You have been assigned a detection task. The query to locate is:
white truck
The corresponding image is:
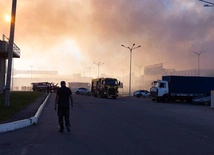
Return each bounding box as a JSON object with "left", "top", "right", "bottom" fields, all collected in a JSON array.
[{"left": 150, "top": 75, "right": 214, "bottom": 102}]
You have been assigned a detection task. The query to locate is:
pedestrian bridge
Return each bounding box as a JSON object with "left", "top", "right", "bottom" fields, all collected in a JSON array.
[{"left": 0, "top": 34, "right": 21, "bottom": 93}]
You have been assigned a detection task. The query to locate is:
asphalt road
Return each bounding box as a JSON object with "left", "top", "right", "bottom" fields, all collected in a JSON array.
[{"left": 1, "top": 93, "right": 214, "bottom": 155}]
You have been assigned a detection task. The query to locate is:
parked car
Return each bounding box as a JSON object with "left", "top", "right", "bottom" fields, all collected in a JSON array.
[
  {"left": 75, "top": 87, "right": 91, "bottom": 95},
  {"left": 133, "top": 90, "right": 150, "bottom": 98},
  {"left": 192, "top": 96, "right": 211, "bottom": 106}
]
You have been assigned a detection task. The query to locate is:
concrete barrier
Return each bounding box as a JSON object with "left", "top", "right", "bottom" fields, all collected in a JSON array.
[{"left": 0, "top": 93, "right": 50, "bottom": 133}]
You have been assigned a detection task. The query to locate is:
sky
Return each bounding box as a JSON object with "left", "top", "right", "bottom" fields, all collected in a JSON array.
[{"left": 0, "top": 0, "right": 214, "bottom": 78}]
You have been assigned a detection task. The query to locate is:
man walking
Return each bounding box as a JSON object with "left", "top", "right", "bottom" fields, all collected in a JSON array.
[{"left": 55, "top": 81, "right": 73, "bottom": 132}]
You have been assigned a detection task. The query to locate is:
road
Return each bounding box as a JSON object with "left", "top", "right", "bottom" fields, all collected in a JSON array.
[{"left": 1, "top": 93, "right": 214, "bottom": 155}]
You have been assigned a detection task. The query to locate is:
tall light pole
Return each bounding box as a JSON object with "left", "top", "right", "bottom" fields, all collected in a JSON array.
[
  {"left": 30, "top": 65, "right": 33, "bottom": 82},
  {"left": 11, "top": 58, "right": 14, "bottom": 91},
  {"left": 82, "top": 71, "right": 86, "bottom": 82},
  {"left": 4, "top": 0, "right": 17, "bottom": 107},
  {"left": 199, "top": 0, "right": 214, "bottom": 7},
  {"left": 136, "top": 64, "right": 142, "bottom": 89},
  {"left": 121, "top": 69, "right": 125, "bottom": 95},
  {"left": 85, "top": 66, "right": 94, "bottom": 77},
  {"left": 192, "top": 50, "right": 206, "bottom": 76},
  {"left": 121, "top": 44, "right": 141, "bottom": 96},
  {"left": 93, "top": 62, "right": 104, "bottom": 77}
]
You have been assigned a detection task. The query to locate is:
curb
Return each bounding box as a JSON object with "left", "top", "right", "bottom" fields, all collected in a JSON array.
[{"left": 0, "top": 93, "right": 50, "bottom": 133}]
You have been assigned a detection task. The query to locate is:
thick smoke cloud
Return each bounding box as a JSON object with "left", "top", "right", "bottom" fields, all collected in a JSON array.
[{"left": 0, "top": 0, "right": 214, "bottom": 77}]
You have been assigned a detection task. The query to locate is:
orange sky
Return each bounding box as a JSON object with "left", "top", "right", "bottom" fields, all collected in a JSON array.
[{"left": 0, "top": 0, "right": 214, "bottom": 78}]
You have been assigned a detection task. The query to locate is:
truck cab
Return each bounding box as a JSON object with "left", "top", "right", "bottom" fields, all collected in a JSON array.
[{"left": 150, "top": 80, "right": 169, "bottom": 102}]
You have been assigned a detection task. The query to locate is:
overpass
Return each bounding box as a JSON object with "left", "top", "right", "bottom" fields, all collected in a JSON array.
[{"left": 0, "top": 34, "right": 20, "bottom": 93}]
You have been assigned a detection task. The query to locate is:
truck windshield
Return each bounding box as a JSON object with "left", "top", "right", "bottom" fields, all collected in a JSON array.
[
  {"left": 104, "top": 79, "right": 118, "bottom": 85},
  {"left": 152, "top": 81, "right": 158, "bottom": 87}
]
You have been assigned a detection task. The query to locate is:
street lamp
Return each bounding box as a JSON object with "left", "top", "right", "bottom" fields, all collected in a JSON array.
[
  {"left": 199, "top": 0, "right": 214, "bottom": 7},
  {"left": 93, "top": 62, "right": 104, "bottom": 77},
  {"left": 11, "top": 59, "right": 14, "bottom": 91},
  {"left": 30, "top": 65, "right": 33, "bottom": 82},
  {"left": 136, "top": 64, "right": 142, "bottom": 89},
  {"left": 85, "top": 66, "right": 94, "bottom": 77},
  {"left": 121, "top": 69, "right": 125, "bottom": 95},
  {"left": 82, "top": 71, "right": 86, "bottom": 82},
  {"left": 4, "top": 0, "right": 17, "bottom": 107},
  {"left": 121, "top": 43, "right": 141, "bottom": 96},
  {"left": 192, "top": 50, "right": 206, "bottom": 76}
]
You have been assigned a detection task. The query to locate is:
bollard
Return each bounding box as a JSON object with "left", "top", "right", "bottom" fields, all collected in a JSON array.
[{"left": 211, "top": 90, "right": 214, "bottom": 109}]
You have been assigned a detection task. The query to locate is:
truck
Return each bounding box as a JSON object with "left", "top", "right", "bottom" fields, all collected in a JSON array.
[
  {"left": 150, "top": 75, "right": 214, "bottom": 102},
  {"left": 91, "top": 77, "right": 120, "bottom": 99},
  {"left": 31, "top": 82, "right": 59, "bottom": 93}
]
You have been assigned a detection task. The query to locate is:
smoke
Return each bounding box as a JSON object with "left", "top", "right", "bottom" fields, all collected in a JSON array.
[{"left": 0, "top": 0, "right": 214, "bottom": 77}]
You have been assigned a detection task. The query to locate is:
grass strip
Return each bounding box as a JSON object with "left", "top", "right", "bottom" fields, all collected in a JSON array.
[{"left": 0, "top": 91, "right": 45, "bottom": 123}]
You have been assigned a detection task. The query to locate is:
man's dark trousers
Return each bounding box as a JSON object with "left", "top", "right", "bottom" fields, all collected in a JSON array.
[{"left": 58, "top": 106, "right": 70, "bottom": 130}]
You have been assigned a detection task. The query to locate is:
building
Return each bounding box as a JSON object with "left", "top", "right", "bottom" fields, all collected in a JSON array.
[{"left": 143, "top": 63, "right": 214, "bottom": 90}]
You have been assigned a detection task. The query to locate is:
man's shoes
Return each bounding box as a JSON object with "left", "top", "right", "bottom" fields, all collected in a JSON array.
[
  {"left": 66, "top": 126, "right": 71, "bottom": 132},
  {"left": 59, "top": 129, "right": 64, "bottom": 133}
]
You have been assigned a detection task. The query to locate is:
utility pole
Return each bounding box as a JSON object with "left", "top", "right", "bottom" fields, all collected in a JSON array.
[
  {"left": 4, "top": 0, "right": 17, "bottom": 107},
  {"left": 136, "top": 64, "right": 142, "bottom": 89},
  {"left": 121, "top": 69, "right": 125, "bottom": 95},
  {"left": 85, "top": 66, "right": 94, "bottom": 77},
  {"left": 11, "top": 58, "right": 14, "bottom": 91},
  {"left": 93, "top": 62, "right": 104, "bottom": 77},
  {"left": 121, "top": 44, "right": 141, "bottom": 96},
  {"left": 30, "top": 65, "right": 33, "bottom": 83},
  {"left": 83, "top": 71, "right": 86, "bottom": 82},
  {"left": 192, "top": 50, "right": 206, "bottom": 76}
]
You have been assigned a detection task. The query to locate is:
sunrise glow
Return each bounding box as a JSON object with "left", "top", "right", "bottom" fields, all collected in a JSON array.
[{"left": 4, "top": 14, "right": 11, "bottom": 22}]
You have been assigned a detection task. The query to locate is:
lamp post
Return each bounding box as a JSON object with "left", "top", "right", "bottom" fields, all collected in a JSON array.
[
  {"left": 93, "top": 62, "right": 104, "bottom": 77},
  {"left": 82, "top": 71, "right": 86, "bottom": 82},
  {"left": 192, "top": 50, "right": 206, "bottom": 76},
  {"left": 121, "top": 44, "right": 141, "bottom": 96},
  {"left": 4, "top": 0, "right": 17, "bottom": 107},
  {"left": 136, "top": 64, "right": 142, "bottom": 89},
  {"left": 85, "top": 66, "right": 94, "bottom": 77},
  {"left": 30, "top": 65, "right": 33, "bottom": 82},
  {"left": 121, "top": 69, "right": 125, "bottom": 95},
  {"left": 11, "top": 58, "right": 14, "bottom": 91},
  {"left": 199, "top": 0, "right": 214, "bottom": 7}
]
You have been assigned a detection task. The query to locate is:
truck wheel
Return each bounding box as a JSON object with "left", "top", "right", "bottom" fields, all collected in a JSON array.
[
  {"left": 93, "top": 93, "right": 97, "bottom": 97},
  {"left": 163, "top": 96, "right": 169, "bottom": 103},
  {"left": 204, "top": 101, "right": 210, "bottom": 106}
]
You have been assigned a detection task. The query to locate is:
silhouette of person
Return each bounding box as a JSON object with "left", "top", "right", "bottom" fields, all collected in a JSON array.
[{"left": 55, "top": 81, "right": 73, "bottom": 132}]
